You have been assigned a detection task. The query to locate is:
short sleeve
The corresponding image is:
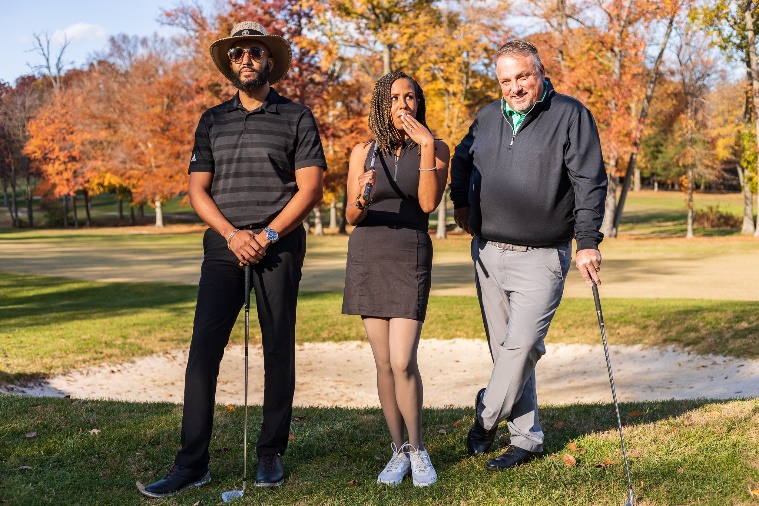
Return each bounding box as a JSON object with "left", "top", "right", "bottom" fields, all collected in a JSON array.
[
  {"left": 188, "top": 114, "right": 214, "bottom": 173},
  {"left": 294, "top": 108, "right": 327, "bottom": 171}
]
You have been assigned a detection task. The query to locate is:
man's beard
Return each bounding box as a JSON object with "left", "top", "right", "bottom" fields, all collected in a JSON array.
[{"left": 231, "top": 64, "right": 270, "bottom": 92}]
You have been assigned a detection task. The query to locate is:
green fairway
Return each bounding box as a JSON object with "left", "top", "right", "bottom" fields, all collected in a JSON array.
[
  {"left": 2, "top": 395, "right": 757, "bottom": 505},
  {"left": 2, "top": 272, "right": 758, "bottom": 385}
]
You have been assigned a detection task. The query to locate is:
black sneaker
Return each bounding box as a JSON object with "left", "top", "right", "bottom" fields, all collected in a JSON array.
[
  {"left": 255, "top": 454, "right": 284, "bottom": 487},
  {"left": 138, "top": 464, "right": 211, "bottom": 498}
]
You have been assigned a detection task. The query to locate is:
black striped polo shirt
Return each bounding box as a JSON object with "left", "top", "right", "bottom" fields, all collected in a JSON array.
[{"left": 188, "top": 89, "right": 327, "bottom": 227}]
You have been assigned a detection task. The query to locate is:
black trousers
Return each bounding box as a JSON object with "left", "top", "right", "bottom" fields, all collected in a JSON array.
[{"left": 174, "top": 226, "right": 305, "bottom": 469}]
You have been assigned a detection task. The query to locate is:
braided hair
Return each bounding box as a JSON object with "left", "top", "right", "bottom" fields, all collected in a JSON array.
[{"left": 367, "top": 71, "right": 428, "bottom": 155}]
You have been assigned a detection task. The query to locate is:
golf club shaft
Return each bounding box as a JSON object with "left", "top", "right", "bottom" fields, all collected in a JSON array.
[
  {"left": 243, "top": 264, "right": 251, "bottom": 493},
  {"left": 592, "top": 281, "right": 634, "bottom": 504}
]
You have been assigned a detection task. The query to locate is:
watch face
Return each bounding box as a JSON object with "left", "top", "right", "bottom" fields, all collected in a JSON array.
[{"left": 265, "top": 227, "right": 278, "bottom": 242}]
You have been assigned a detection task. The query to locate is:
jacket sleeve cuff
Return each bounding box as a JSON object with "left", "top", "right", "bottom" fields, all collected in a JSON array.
[{"left": 575, "top": 238, "right": 600, "bottom": 251}]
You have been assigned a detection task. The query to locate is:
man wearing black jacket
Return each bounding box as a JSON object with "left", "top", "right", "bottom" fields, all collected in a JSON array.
[{"left": 450, "top": 40, "right": 607, "bottom": 471}]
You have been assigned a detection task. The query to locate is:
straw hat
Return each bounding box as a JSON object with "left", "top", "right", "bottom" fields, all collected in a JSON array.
[{"left": 209, "top": 21, "right": 292, "bottom": 84}]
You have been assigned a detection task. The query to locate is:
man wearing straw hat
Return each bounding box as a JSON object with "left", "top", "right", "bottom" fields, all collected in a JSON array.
[{"left": 140, "top": 21, "right": 326, "bottom": 498}]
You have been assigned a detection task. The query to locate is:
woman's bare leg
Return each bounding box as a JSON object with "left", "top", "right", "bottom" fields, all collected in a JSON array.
[
  {"left": 388, "top": 318, "right": 424, "bottom": 449},
  {"left": 363, "top": 317, "right": 405, "bottom": 448}
]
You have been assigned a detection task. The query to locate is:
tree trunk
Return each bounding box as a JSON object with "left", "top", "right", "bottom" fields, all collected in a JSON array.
[
  {"left": 633, "top": 168, "right": 641, "bottom": 191},
  {"left": 139, "top": 204, "right": 144, "bottom": 218},
  {"left": 653, "top": 180, "right": 658, "bottom": 192},
  {"left": 686, "top": 169, "right": 694, "bottom": 238},
  {"left": 339, "top": 190, "right": 348, "bottom": 234},
  {"left": 313, "top": 206, "right": 324, "bottom": 235},
  {"left": 382, "top": 44, "right": 392, "bottom": 75},
  {"left": 154, "top": 199, "right": 164, "bottom": 227},
  {"left": 600, "top": 156, "right": 618, "bottom": 237},
  {"left": 25, "top": 171, "right": 33, "bottom": 228},
  {"left": 72, "top": 194, "right": 79, "bottom": 228},
  {"left": 63, "top": 195, "right": 69, "bottom": 228},
  {"left": 329, "top": 198, "right": 338, "bottom": 229},
  {"left": 743, "top": 184, "right": 756, "bottom": 234},
  {"left": 83, "top": 189, "right": 92, "bottom": 227},
  {"left": 9, "top": 179, "right": 19, "bottom": 227},
  {"left": 118, "top": 196, "right": 124, "bottom": 220},
  {"left": 743, "top": 1, "right": 759, "bottom": 236},
  {"left": 130, "top": 194, "right": 136, "bottom": 226},
  {"left": 436, "top": 192, "right": 447, "bottom": 239},
  {"left": 303, "top": 214, "right": 311, "bottom": 234}
]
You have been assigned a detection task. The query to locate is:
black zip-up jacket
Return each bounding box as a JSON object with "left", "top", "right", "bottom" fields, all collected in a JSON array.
[{"left": 450, "top": 79, "right": 607, "bottom": 251}]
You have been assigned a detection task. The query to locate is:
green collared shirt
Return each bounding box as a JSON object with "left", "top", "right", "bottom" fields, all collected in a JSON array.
[{"left": 502, "top": 79, "right": 549, "bottom": 134}]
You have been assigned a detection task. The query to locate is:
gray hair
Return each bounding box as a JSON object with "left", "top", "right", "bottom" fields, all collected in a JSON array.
[{"left": 493, "top": 40, "right": 545, "bottom": 75}]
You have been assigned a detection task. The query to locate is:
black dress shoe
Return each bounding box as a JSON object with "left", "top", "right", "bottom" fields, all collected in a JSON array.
[
  {"left": 139, "top": 464, "right": 211, "bottom": 498},
  {"left": 486, "top": 445, "right": 542, "bottom": 471},
  {"left": 255, "top": 454, "right": 284, "bottom": 487},
  {"left": 467, "top": 388, "right": 498, "bottom": 456}
]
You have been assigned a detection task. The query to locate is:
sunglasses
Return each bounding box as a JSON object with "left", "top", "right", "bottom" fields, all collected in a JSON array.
[{"left": 227, "top": 46, "right": 265, "bottom": 63}]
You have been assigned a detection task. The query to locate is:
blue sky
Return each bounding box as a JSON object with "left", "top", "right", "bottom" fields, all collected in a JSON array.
[{"left": 0, "top": 0, "right": 207, "bottom": 84}]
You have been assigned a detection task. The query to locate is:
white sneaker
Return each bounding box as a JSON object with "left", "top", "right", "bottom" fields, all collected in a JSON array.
[
  {"left": 408, "top": 446, "right": 437, "bottom": 487},
  {"left": 377, "top": 443, "right": 410, "bottom": 485}
]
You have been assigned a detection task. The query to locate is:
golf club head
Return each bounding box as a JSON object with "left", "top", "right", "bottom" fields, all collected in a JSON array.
[
  {"left": 625, "top": 489, "right": 634, "bottom": 506},
  {"left": 221, "top": 489, "right": 244, "bottom": 502}
]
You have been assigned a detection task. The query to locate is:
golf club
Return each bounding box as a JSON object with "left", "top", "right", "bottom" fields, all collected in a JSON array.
[
  {"left": 592, "top": 279, "right": 634, "bottom": 506},
  {"left": 222, "top": 264, "right": 252, "bottom": 503}
]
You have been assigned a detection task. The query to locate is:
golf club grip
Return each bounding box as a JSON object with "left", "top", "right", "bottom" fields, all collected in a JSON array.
[
  {"left": 362, "top": 182, "right": 373, "bottom": 201},
  {"left": 591, "top": 281, "right": 603, "bottom": 324},
  {"left": 244, "top": 265, "right": 251, "bottom": 310}
]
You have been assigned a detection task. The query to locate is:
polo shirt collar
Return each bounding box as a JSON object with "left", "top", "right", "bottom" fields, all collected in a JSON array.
[{"left": 226, "top": 88, "right": 282, "bottom": 113}]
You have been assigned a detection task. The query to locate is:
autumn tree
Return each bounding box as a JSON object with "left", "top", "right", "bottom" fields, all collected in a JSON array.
[
  {"left": 0, "top": 78, "right": 41, "bottom": 227},
  {"left": 695, "top": 0, "right": 759, "bottom": 235},
  {"left": 672, "top": 24, "right": 720, "bottom": 237}
]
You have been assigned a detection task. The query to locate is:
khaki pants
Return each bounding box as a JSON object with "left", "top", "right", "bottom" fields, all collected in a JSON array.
[{"left": 472, "top": 236, "right": 571, "bottom": 452}]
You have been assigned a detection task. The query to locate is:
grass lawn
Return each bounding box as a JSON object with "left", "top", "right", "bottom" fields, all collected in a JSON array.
[
  {"left": 2, "top": 395, "right": 758, "bottom": 505},
  {"left": 2, "top": 272, "right": 758, "bottom": 385}
]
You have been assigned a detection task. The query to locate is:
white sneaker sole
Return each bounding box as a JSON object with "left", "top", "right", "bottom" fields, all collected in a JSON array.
[{"left": 412, "top": 476, "right": 437, "bottom": 487}]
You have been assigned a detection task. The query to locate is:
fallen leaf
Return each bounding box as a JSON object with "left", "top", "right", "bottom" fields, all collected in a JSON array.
[
  {"left": 438, "top": 428, "right": 447, "bottom": 434},
  {"left": 627, "top": 410, "right": 643, "bottom": 417},
  {"left": 604, "top": 460, "right": 615, "bottom": 466},
  {"left": 347, "top": 479, "right": 357, "bottom": 486},
  {"left": 18, "top": 466, "right": 32, "bottom": 470},
  {"left": 750, "top": 488, "right": 759, "bottom": 497},
  {"left": 373, "top": 455, "right": 383, "bottom": 462},
  {"left": 288, "top": 433, "right": 296, "bottom": 441},
  {"left": 25, "top": 432, "right": 37, "bottom": 439},
  {"left": 64, "top": 395, "right": 71, "bottom": 399},
  {"left": 595, "top": 460, "right": 616, "bottom": 468},
  {"left": 453, "top": 420, "right": 463, "bottom": 427},
  {"left": 553, "top": 421, "right": 564, "bottom": 429},
  {"left": 579, "top": 449, "right": 587, "bottom": 455},
  {"left": 567, "top": 443, "right": 579, "bottom": 451},
  {"left": 89, "top": 429, "right": 100, "bottom": 435},
  {"left": 293, "top": 415, "right": 305, "bottom": 422},
  {"left": 31, "top": 405, "right": 41, "bottom": 409},
  {"left": 225, "top": 405, "right": 235, "bottom": 412},
  {"left": 562, "top": 454, "right": 576, "bottom": 467},
  {"left": 192, "top": 501, "right": 201, "bottom": 506}
]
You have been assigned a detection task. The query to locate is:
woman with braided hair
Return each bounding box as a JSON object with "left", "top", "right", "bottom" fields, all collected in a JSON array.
[{"left": 342, "top": 71, "right": 449, "bottom": 487}]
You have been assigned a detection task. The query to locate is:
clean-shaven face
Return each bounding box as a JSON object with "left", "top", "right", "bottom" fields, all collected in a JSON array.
[{"left": 496, "top": 55, "right": 544, "bottom": 113}]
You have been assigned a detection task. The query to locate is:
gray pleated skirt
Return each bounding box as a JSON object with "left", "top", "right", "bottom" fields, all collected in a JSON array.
[{"left": 342, "top": 225, "right": 432, "bottom": 321}]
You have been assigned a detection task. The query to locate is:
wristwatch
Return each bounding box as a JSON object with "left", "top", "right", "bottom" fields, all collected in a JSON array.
[{"left": 263, "top": 226, "right": 279, "bottom": 243}]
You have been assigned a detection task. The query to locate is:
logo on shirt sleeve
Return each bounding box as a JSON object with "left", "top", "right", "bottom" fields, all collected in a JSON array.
[{"left": 191, "top": 153, "right": 197, "bottom": 162}]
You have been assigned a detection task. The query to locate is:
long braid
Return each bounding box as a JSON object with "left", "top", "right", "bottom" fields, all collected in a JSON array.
[{"left": 368, "top": 71, "right": 428, "bottom": 155}]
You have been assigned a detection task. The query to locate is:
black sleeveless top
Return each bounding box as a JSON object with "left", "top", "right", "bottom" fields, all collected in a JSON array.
[{"left": 358, "top": 141, "right": 429, "bottom": 232}]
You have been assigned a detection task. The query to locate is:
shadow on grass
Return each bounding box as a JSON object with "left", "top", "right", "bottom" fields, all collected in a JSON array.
[{"left": 3, "top": 395, "right": 752, "bottom": 506}]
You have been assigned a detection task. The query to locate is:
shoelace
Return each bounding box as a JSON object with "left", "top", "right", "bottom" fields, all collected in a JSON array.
[
  {"left": 407, "top": 445, "right": 431, "bottom": 473},
  {"left": 163, "top": 464, "right": 178, "bottom": 479},
  {"left": 261, "top": 454, "right": 278, "bottom": 471},
  {"left": 384, "top": 443, "right": 409, "bottom": 472}
]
